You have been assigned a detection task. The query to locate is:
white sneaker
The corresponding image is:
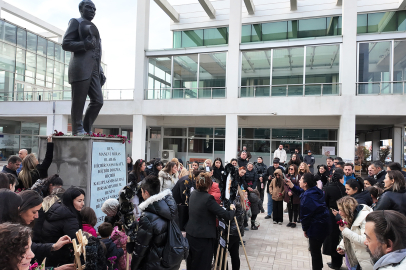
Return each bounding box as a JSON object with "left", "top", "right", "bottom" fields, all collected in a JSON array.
[
  {"left": 278, "top": 222, "right": 283, "bottom": 225},
  {"left": 273, "top": 221, "right": 277, "bottom": 224}
]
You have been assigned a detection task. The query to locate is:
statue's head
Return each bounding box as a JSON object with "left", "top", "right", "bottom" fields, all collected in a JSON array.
[{"left": 79, "top": 0, "right": 96, "bottom": 21}]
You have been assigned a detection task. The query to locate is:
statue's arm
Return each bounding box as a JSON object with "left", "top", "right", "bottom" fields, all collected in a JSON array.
[{"left": 62, "top": 19, "right": 86, "bottom": 53}]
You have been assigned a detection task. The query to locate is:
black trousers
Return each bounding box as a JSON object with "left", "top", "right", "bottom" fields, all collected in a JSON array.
[
  {"left": 251, "top": 214, "right": 257, "bottom": 224},
  {"left": 258, "top": 181, "right": 265, "bottom": 203},
  {"left": 273, "top": 200, "right": 283, "bottom": 222},
  {"left": 186, "top": 234, "right": 214, "bottom": 270},
  {"left": 219, "top": 235, "right": 240, "bottom": 270},
  {"left": 71, "top": 62, "right": 103, "bottom": 134},
  {"left": 309, "top": 237, "right": 324, "bottom": 270},
  {"left": 287, "top": 202, "right": 299, "bottom": 223}
]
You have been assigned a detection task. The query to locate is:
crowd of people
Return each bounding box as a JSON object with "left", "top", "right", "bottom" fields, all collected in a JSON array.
[{"left": 2, "top": 142, "right": 406, "bottom": 270}]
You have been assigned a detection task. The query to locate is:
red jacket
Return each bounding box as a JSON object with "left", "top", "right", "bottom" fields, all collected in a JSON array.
[
  {"left": 82, "top": 223, "right": 97, "bottom": 237},
  {"left": 208, "top": 182, "right": 221, "bottom": 204}
]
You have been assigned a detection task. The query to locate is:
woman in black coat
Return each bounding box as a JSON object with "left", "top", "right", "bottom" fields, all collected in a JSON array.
[
  {"left": 375, "top": 170, "right": 406, "bottom": 216},
  {"left": 186, "top": 172, "right": 236, "bottom": 270},
  {"left": 128, "top": 159, "right": 147, "bottom": 185},
  {"left": 345, "top": 177, "right": 372, "bottom": 206},
  {"left": 18, "top": 137, "right": 54, "bottom": 189},
  {"left": 322, "top": 169, "right": 346, "bottom": 269},
  {"left": 213, "top": 157, "right": 224, "bottom": 184},
  {"left": 42, "top": 187, "right": 85, "bottom": 267},
  {"left": 314, "top": 164, "right": 329, "bottom": 187}
]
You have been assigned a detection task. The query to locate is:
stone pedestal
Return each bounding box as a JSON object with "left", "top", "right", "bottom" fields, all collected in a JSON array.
[{"left": 38, "top": 136, "right": 127, "bottom": 226}]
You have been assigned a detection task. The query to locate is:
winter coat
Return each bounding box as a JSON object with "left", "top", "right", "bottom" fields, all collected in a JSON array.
[
  {"left": 18, "top": 142, "right": 54, "bottom": 189},
  {"left": 273, "top": 149, "right": 287, "bottom": 164},
  {"left": 244, "top": 169, "right": 258, "bottom": 190},
  {"left": 172, "top": 175, "right": 193, "bottom": 205},
  {"left": 254, "top": 162, "right": 268, "bottom": 177},
  {"left": 110, "top": 226, "right": 130, "bottom": 270},
  {"left": 31, "top": 242, "right": 53, "bottom": 265},
  {"left": 375, "top": 188, "right": 406, "bottom": 216},
  {"left": 343, "top": 174, "right": 356, "bottom": 185},
  {"left": 83, "top": 223, "right": 97, "bottom": 237},
  {"left": 249, "top": 192, "right": 264, "bottom": 215},
  {"left": 322, "top": 181, "right": 346, "bottom": 256},
  {"left": 337, "top": 205, "right": 373, "bottom": 270},
  {"left": 373, "top": 249, "right": 406, "bottom": 270},
  {"left": 263, "top": 165, "right": 285, "bottom": 194},
  {"left": 315, "top": 171, "right": 329, "bottom": 187},
  {"left": 374, "top": 170, "right": 387, "bottom": 187},
  {"left": 284, "top": 174, "right": 300, "bottom": 204},
  {"left": 303, "top": 154, "right": 315, "bottom": 168},
  {"left": 230, "top": 195, "right": 245, "bottom": 237},
  {"left": 42, "top": 202, "right": 81, "bottom": 267},
  {"left": 238, "top": 150, "right": 252, "bottom": 161},
  {"left": 237, "top": 157, "right": 248, "bottom": 168},
  {"left": 208, "top": 182, "right": 221, "bottom": 204},
  {"left": 212, "top": 166, "right": 224, "bottom": 184},
  {"left": 128, "top": 171, "right": 146, "bottom": 185},
  {"left": 292, "top": 185, "right": 330, "bottom": 240},
  {"left": 269, "top": 179, "right": 285, "bottom": 202},
  {"left": 2, "top": 165, "right": 17, "bottom": 177},
  {"left": 101, "top": 238, "right": 124, "bottom": 270},
  {"left": 352, "top": 190, "right": 373, "bottom": 206},
  {"left": 220, "top": 163, "right": 239, "bottom": 208},
  {"left": 158, "top": 170, "right": 179, "bottom": 191},
  {"left": 131, "top": 189, "right": 178, "bottom": 270},
  {"left": 186, "top": 190, "right": 235, "bottom": 239}
]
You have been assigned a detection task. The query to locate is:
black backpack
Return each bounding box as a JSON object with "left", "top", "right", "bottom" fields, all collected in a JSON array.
[{"left": 161, "top": 219, "right": 189, "bottom": 268}]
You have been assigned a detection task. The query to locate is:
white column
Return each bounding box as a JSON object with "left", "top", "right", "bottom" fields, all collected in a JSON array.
[
  {"left": 338, "top": 114, "right": 356, "bottom": 163},
  {"left": 47, "top": 115, "right": 68, "bottom": 135},
  {"left": 393, "top": 126, "right": 403, "bottom": 164},
  {"left": 372, "top": 131, "right": 381, "bottom": 161},
  {"left": 132, "top": 115, "right": 147, "bottom": 160},
  {"left": 225, "top": 114, "right": 238, "bottom": 163},
  {"left": 341, "top": 0, "right": 357, "bottom": 96},
  {"left": 226, "top": 0, "right": 242, "bottom": 99},
  {"left": 133, "top": 0, "right": 150, "bottom": 101}
]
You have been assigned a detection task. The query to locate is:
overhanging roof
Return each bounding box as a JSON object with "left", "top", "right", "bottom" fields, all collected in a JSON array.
[
  {"left": 154, "top": 0, "right": 180, "bottom": 23},
  {"left": 244, "top": 0, "right": 255, "bottom": 15},
  {"left": 198, "top": 0, "right": 216, "bottom": 19}
]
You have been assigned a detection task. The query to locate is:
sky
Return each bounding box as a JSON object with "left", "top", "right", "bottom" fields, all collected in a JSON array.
[{"left": 5, "top": 0, "right": 191, "bottom": 89}]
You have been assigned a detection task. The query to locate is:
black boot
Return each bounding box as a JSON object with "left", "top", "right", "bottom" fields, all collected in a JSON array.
[{"left": 251, "top": 222, "right": 258, "bottom": 230}]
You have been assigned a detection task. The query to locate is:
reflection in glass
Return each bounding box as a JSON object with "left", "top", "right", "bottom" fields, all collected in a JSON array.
[
  {"left": 54, "top": 62, "right": 64, "bottom": 86},
  {"left": 198, "top": 53, "right": 226, "bottom": 98},
  {"left": 305, "top": 45, "right": 340, "bottom": 95},
  {"left": 298, "top": 18, "right": 326, "bottom": 38},
  {"left": 241, "top": 50, "right": 270, "bottom": 97},
  {"left": 37, "top": 37, "right": 47, "bottom": 56},
  {"left": 368, "top": 12, "right": 397, "bottom": 33},
  {"left": 27, "top": 32, "right": 37, "bottom": 52},
  {"left": 173, "top": 55, "right": 198, "bottom": 98},
  {"left": 17, "top": 28, "right": 27, "bottom": 48},
  {"left": 357, "top": 14, "right": 367, "bottom": 34},
  {"left": 47, "top": 41, "right": 55, "bottom": 59},
  {"left": 241, "top": 128, "right": 270, "bottom": 139},
  {"left": 173, "top": 31, "right": 181, "bottom": 48},
  {"left": 251, "top": 24, "right": 261, "bottom": 42},
  {"left": 164, "top": 128, "right": 187, "bottom": 137},
  {"left": 16, "top": 48, "right": 25, "bottom": 81},
  {"left": 393, "top": 40, "right": 406, "bottom": 94},
  {"left": 0, "top": 71, "right": 14, "bottom": 101},
  {"left": 55, "top": 44, "right": 64, "bottom": 63},
  {"left": 241, "top": 25, "right": 251, "bottom": 43},
  {"left": 147, "top": 57, "right": 172, "bottom": 99},
  {"left": 0, "top": 22, "right": 17, "bottom": 44},
  {"left": 189, "top": 139, "right": 213, "bottom": 153},
  {"left": 25, "top": 51, "right": 36, "bottom": 82},
  {"left": 189, "top": 128, "right": 213, "bottom": 138},
  {"left": 272, "top": 47, "right": 304, "bottom": 86},
  {"left": 182, "top": 30, "right": 203, "bottom": 47},
  {"left": 0, "top": 134, "right": 19, "bottom": 161},
  {"left": 304, "top": 129, "right": 337, "bottom": 140},
  {"left": 36, "top": 55, "right": 46, "bottom": 81},
  {"left": 272, "top": 129, "right": 302, "bottom": 140},
  {"left": 262, "top": 21, "right": 287, "bottom": 41},
  {"left": 46, "top": 60, "right": 54, "bottom": 83},
  {"left": 0, "top": 42, "right": 16, "bottom": 72},
  {"left": 204, "top": 28, "right": 228, "bottom": 46},
  {"left": 214, "top": 128, "right": 225, "bottom": 138}
]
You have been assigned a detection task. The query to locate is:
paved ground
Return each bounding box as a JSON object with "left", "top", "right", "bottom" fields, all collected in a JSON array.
[{"left": 181, "top": 197, "right": 346, "bottom": 270}]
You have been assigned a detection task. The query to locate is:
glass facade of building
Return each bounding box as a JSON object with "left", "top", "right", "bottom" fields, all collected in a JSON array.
[
  {"left": 173, "top": 27, "right": 228, "bottom": 48},
  {"left": 0, "top": 119, "right": 46, "bottom": 160},
  {"left": 357, "top": 40, "right": 406, "bottom": 95},
  {"left": 0, "top": 20, "right": 107, "bottom": 101},
  {"left": 241, "top": 44, "right": 340, "bottom": 97},
  {"left": 357, "top": 11, "right": 406, "bottom": 34},
  {"left": 242, "top": 16, "right": 342, "bottom": 43},
  {"left": 147, "top": 52, "right": 227, "bottom": 99}
]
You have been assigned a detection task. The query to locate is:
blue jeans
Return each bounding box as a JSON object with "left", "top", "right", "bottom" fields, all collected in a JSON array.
[{"left": 267, "top": 193, "right": 273, "bottom": 217}]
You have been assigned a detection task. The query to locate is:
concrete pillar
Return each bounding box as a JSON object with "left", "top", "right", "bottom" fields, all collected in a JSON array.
[
  {"left": 226, "top": 0, "right": 242, "bottom": 99},
  {"left": 393, "top": 126, "right": 403, "bottom": 164},
  {"left": 372, "top": 131, "right": 381, "bottom": 161},
  {"left": 132, "top": 115, "right": 146, "bottom": 160},
  {"left": 133, "top": 0, "right": 150, "bottom": 102},
  {"left": 225, "top": 114, "right": 238, "bottom": 163},
  {"left": 338, "top": 114, "right": 356, "bottom": 163},
  {"left": 47, "top": 115, "right": 68, "bottom": 135},
  {"left": 341, "top": 0, "right": 357, "bottom": 96},
  {"left": 358, "top": 133, "right": 366, "bottom": 147}
]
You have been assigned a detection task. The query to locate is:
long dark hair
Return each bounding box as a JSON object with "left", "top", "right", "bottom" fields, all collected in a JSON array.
[
  {"left": 331, "top": 169, "right": 344, "bottom": 183},
  {"left": 346, "top": 177, "right": 364, "bottom": 193},
  {"left": 63, "top": 187, "right": 85, "bottom": 228},
  {"left": 213, "top": 158, "right": 224, "bottom": 169},
  {"left": 132, "top": 159, "right": 146, "bottom": 183},
  {"left": 0, "top": 189, "right": 22, "bottom": 223},
  {"left": 42, "top": 174, "right": 63, "bottom": 197},
  {"left": 18, "top": 190, "right": 43, "bottom": 226}
]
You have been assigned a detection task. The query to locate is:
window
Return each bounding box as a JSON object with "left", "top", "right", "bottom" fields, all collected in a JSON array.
[
  {"left": 0, "top": 71, "right": 14, "bottom": 100},
  {"left": 181, "top": 30, "right": 203, "bottom": 47},
  {"left": 47, "top": 41, "right": 55, "bottom": 59},
  {"left": 0, "top": 42, "right": 16, "bottom": 72},
  {"left": 55, "top": 44, "right": 64, "bottom": 62},
  {"left": 173, "top": 31, "right": 181, "bottom": 48},
  {"left": 164, "top": 128, "right": 187, "bottom": 137},
  {"left": 262, "top": 21, "right": 287, "bottom": 41},
  {"left": 0, "top": 22, "right": 17, "bottom": 44},
  {"left": 241, "top": 25, "right": 251, "bottom": 43},
  {"left": 241, "top": 128, "right": 270, "bottom": 139},
  {"left": 17, "top": 28, "right": 26, "bottom": 48},
  {"left": 37, "top": 37, "right": 47, "bottom": 56},
  {"left": 147, "top": 57, "right": 172, "bottom": 99},
  {"left": 272, "top": 129, "right": 302, "bottom": 140},
  {"left": 173, "top": 55, "right": 198, "bottom": 98},
  {"left": 189, "top": 128, "right": 213, "bottom": 138},
  {"left": 251, "top": 24, "right": 261, "bottom": 42},
  {"left": 393, "top": 40, "right": 406, "bottom": 94},
  {"left": 204, "top": 28, "right": 227, "bottom": 46},
  {"left": 16, "top": 48, "right": 25, "bottom": 81},
  {"left": 303, "top": 129, "right": 337, "bottom": 140},
  {"left": 173, "top": 27, "right": 228, "bottom": 48},
  {"left": 36, "top": 55, "right": 46, "bottom": 82},
  {"left": 357, "top": 12, "right": 402, "bottom": 34},
  {"left": 298, "top": 18, "right": 327, "bottom": 38},
  {"left": 25, "top": 51, "right": 36, "bottom": 83},
  {"left": 241, "top": 50, "right": 271, "bottom": 97},
  {"left": 27, "top": 32, "right": 37, "bottom": 52},
  {"left": 198, "top": 53, "right": 226, "bottom": 98}
]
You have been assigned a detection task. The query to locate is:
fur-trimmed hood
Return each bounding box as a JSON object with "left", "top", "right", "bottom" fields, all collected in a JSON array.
[{"left": 138, "top": 189, "right": 177, "bottom": 221}]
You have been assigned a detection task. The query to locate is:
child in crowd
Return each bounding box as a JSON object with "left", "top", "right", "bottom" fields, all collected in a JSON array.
[
  {"left": 81, "top": 207, "right": 98, "bottom": 237},
  {"left": 249, "top": 189, "right": 264, "bottom": 230},
  {"left": 110, "top": 222, "right": 130, "bottom": 270},
  {"left": 98, "top": 222, "right": 124, "bottom": 270}
]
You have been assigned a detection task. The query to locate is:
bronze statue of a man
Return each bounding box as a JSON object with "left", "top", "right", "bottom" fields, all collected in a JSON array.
[{"left": 62, "top": 0, "right": 106, "bottom": 135}]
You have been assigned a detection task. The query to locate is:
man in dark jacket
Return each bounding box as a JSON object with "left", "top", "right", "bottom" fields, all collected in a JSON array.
[
  {"left": 237, "top": 151, "right": 249, "bottom": 167},
  {"left": 304, "top": 150, "right": 315, "bottom": 173},
  {"left": 254, "top": 157, "right": 268, "bottom": 203},
  {"left": 129, "top": 175, "right": 179, "bottom": 270},
  {"left": 2, "top": 155, "right": 21, "bottom": 177},
  {"left": 263, "top": 158, "right": 285, "bottom": 219},
  {"left": 370, "top": 161, "right": 387, "bottom": 187},
  {"left": 99, "top": 222, "right": 124, "bottom": 270},
  {"left": 326, "top": 157, "right": 335, "bottom": 177},
  {"left": 295, "top": 149, "right": 303, "bottom": 162}
]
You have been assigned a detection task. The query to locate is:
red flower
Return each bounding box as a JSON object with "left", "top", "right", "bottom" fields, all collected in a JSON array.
[
  {"left": 336, "top": 220, "right": 348, "bottom": 227},
  {"left": 29, "top": 263, "right": 38, "bottom": 270}
]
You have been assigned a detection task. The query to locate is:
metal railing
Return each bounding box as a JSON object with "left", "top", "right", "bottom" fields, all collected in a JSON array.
[
  {"left": 239, "top": 83, "right": 342, "bottom": 98},
  {"left": 0, "top": 89, "right": 134, "bottom": 101},
  {"left": 356, "top": 82, "right": 406, "bottom": 95},
  {"left": 144, "top": 87, "right": 227, "bottom": 100}
]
